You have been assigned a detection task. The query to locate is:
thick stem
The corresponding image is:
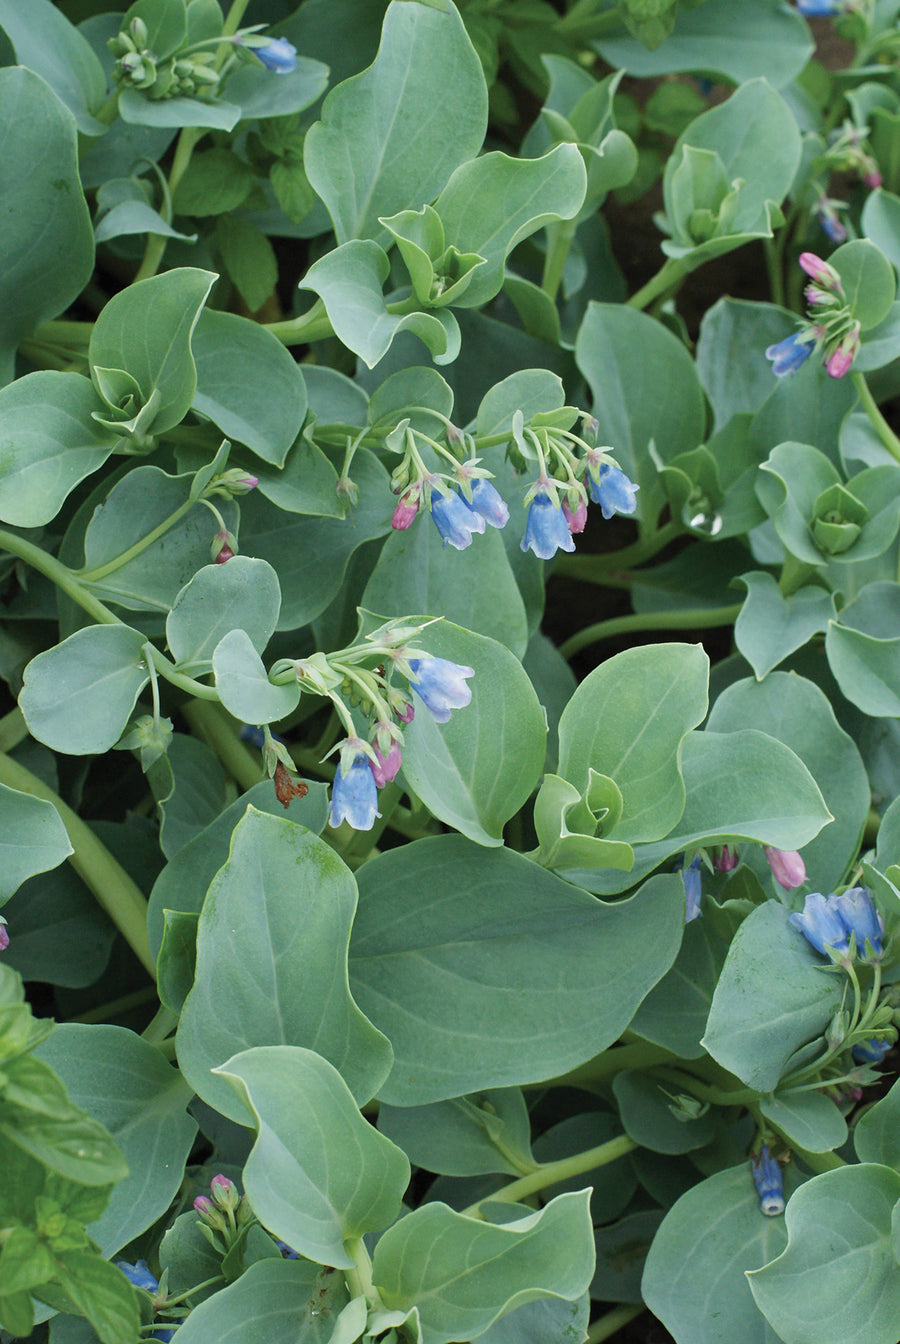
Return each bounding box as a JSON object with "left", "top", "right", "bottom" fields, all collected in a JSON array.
[
  {"left": 182, "top": 700, "right": 265, "bottom": 792},
  {"left": 586, "top": 1305, "right": 645, "bottom": 1344},
  {"left": 533, "top": 1041, "right": 677, "bottom": 1090},
  {"left": 542, "top": 219, "right": 577, "bottom": 301},
  {"left": 554, "top": 520, "right": 684, "bottom": 580},
  {"left": 627, "top": 257, "right": 688, "bottom": 312},
  {"left": 466, "top": 1133, "right": 637, "bottom": 1213},
  {"left": 0, "top": 708, "right": 28, "bottom": 753},
  {"left": 0, "top": 752, "right": 154, "bottom": 978},
  {"left": 265, "top": 300, "right": 336, "bottom": 346},
  {"left": 134, "top": 127, "right": 203, "bottom": 283},
  {"left": 560, "top": 603, "right": 742, "bottom": 661},
  {"left": 852, "top": 371, "right": 900, "bottom": 464}
]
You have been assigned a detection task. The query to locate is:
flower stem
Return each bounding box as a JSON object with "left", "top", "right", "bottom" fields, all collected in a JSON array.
[
  {"left": 465, "top": 1133, "right": 637, "bottom": 1214},
  {"left": 586, "top": 1304, "right": 645, "bottom": 1343},
  {"left": 533, "top": 1041, "right": 677, "bottom": 1090},
  {"left": 0, "top": 752, "right": 154, "bottom": 978},
  {"left": 559, "top": 603, "right": 741, "bottom": 660},
  {"left": 0, "top": 708, "right": 28, "bottom": 753},
  {"left": 851, "top": 371, "right": 900, "bottom": 464},
  {"left": 76, "top": 499, "right": 195, "bottom": 582}
]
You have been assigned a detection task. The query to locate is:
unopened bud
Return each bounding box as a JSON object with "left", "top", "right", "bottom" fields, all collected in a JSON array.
[{"left": 764, "top": 846, "right": 806, "bottom": 890}]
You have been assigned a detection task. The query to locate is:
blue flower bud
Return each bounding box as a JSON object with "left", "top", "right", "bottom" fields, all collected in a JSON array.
[
  {"left": 406, "top": 656, "right": 474, "bottom": 723},
  {"left": 116, "top": 1260, "right": 159, "bottom": 1292},
  {"left": 520, "top": 490, "right": 575, "bottom": 560},
  {"left": 852, "top": 1038, "right": 892, "bottom": 1065},
  {"left": 795, "top": 0, "right": 844, "bottom": 14},
  {"left": 832, "top": 886, "right": 884, "bottom": 961},
  {"left": 751, "top": 1145, "right": 784, "bottom": 1217},
  {"left": 587, "top": 463, "right": 639, "bottom": 520},
  {"left": 329, "top": 752, "right": 380, "bottom": 831},
  {"left": 765, "top": 332, "right": 816, "bottom": 376},
  {"left": 788, "top": 892, "right": 850, "bottom": 958},
  {"left": 676, "top": 854, "right": 702, "bottom": 923},
  {"left": 253, "top": 37, "right": 298, "bottom": 73},
  {"left": 431, "top": 489, "right": 486, "bottom": 550}
]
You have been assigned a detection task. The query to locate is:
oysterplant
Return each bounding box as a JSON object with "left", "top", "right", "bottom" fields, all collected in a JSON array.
[{"left": 4, "top": 2, "right": 900, "bottom": 1343}]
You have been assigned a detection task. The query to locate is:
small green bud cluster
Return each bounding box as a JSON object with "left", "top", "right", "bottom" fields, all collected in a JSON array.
[{"left": 108, "top": 17, "right": 220, "bottom": 101}]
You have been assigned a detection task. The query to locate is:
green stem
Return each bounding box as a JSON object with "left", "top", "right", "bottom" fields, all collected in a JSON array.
[
  {"left": 542, "top": 219, "right": 577, "bottom": 301},
  {"left": 0, "top": 752, "right": 154, "bottom": 977},
  {"left": 221, "top": 0, "right": 251, "bottom": 37},
  {"left": 533, "top": 1041, "right": 677, "bottom": 1090},
  {"left": 852, "top": 371, "right": 900, "bottom": 464},
  {"left": 343, "top": 1237, "right": 380, "bottom": 1308},
  {"left": 0, "top": 528, "right": 220, "bottom": 702},
  {"left": 764, "top": 237, "right": 785, "bottom": 308},
  {"left": 134, "top": 126, "right": 202, "bottom": 283},
  {"left": 466, "top": 1134, "right": 637, "bottom": 1213},
  {"left": 586, "top": 1304, "right": 645, "bottom": 1344},
  {"left": 554, "top": 520, "right": 684, "bottom": 580},
  {"left": 792, "top": 1145, "right": 846, "bottom": 1174},
  {"left": 182, "top": 701, "right": 265, "bottom": 792},
  {"left": 265, "top": 300, "right": 336, "bottom": 346},
  {"left": 627, "top": 257, "right": 688, "bottom": 312},
  {"left": 77, "top": 500, "right": 195, "bottom": 582},
  {"left": 556, "top": 3, "right": 625, "bottom": 39},
  {"left": 70, "top": 987, "right": 158, "bottom": 1024},
  {"left": 30, "top": 319, "right": 94, "bottom": 349},
  {"left": 142, "top": 1004, "right": 178, "bottom": 1044},
  {"left": 560, "top": 603, "right": 742, "bottom": 661},
  {"left": 0, "top": 708, "right": 28, "bottom": 753}
]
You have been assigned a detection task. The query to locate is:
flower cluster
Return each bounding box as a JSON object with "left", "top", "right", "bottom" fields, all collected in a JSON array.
[
  {"left": 109, "top": 18, "right": 298, "bottom": 101},
  {"left": 388, "top": 413, "right": 638, "bottom": 563},
  {"left": 263, "top": 621, "right": 474, "bottom": 832},
  {"left": 193, "top": 1173, "right": 253, "bottom": 1254},
  {"left": 765, "top": 253, "right": 861, "bottom": 380},
  {"left": 789, "top": 885, "right": 884, "bottom": 962}
]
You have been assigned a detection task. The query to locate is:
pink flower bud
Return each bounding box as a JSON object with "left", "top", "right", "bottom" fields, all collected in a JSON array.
[
  {"left": 825, "top": 324, "right": 860, "bottom": 379},
  {"left": 798, "top": 252, "right": 841, "bottom": 290},
  {"left": 0, "top": 920, "right": 8, "bottom": 952},
  {"left": 210, "top": 1174, "right": 239, "bottom": 1209},
  {"left": 562, "top": 498, "right": 588, "bottom": 534},
  {"left": 215, "top": 543, "right": 235, "bottom": 563},
  {"left": 211, "top": 528, "right": 237, "bottom": 563},
  {"left": 765, "top": 846, "right": 807, "bottom": 890},
  {"left": 715, "top": 845, "right": 739, "bottom": 872},
  {"left": 371, "top": 740, "right": 402, "bottom": 787},
  {"left": 392, "top": 489, "right": 420, "bottom": 531},
  {"left": 397, "top": 701, "right": 415, "bottom": 724},
  {"left": 193, "top": 1196, "right": 215, "bottom": 1216}
]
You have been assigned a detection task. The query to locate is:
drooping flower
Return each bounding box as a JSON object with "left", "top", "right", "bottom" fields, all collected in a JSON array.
[
  {"left": 252, "top": 37, "right": 298, "bottom": 73},
  {"left": 431, "top": 489, "right": 486, "bottom": 550},
  {"left": 795, "top": 0, "right": 844, "bottom": 12},
  {"left": 831, "top": 886, "right": 884, "bottom": 960},
  {"left": 825, "top": 322, "right": 861, "bottom": 378},
  {"left": 0, "top": 917, "right": 7, "bottom": 952},
  {"left": 788, "top": 892, "right": 851, "bottom": 958},
  {"left": 371, "top": 740, "right": 403, "bottom": 787},
  {"left": 852, "top": 1037, "right": 892, "bottom": 1065},
  {"left": 468, "top": 478, "right": 509, "bottom": 529},
  {"left": 751, "top": 1146, "right": 785, "bottom": 1217},
  {"left": 329, "top": 751, "right": 380, "bottom": 830},
  {"left": 765, "top": 332, "right": 816, "bottom": 376},
  {"left": 814, "top": 196, "right": 848, "bottom": 243},
  {"left": 765, "top": 847, "right": 807, "bottom": 891},
  {"left": 276, "top": 1240, "right": 300, "bottom": 1259},
  {"left": 117, "top": 1260, "right": 159, "bottom": 1292},
  {"left": 392, "top": 486, "right": 420, "bottom": 531},
  {"left": 715, "top": 845, "right": 740, "bottom": 873},
  {"left": 406, "top": 656, "right": 474, "bottom": 723},
  {"left": 588, "top": 463, "right": 639, "bottom": 520},
  {"left": 562, "top": 497, "right": 588, "bottom": 534},
  {"left": 193, "top": 1195, "right": 215, "bottom": 1217},
  {"left": 521, "top": 490, "right": 576, "bottom": 560},
  {"left": 678, "top": 855, "right": 703, "bottom": 923}
]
